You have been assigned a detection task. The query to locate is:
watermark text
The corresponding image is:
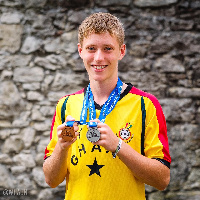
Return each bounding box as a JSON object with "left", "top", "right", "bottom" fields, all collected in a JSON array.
[{"left": 2, "top": 189, "right": 28, "bottom": 196}]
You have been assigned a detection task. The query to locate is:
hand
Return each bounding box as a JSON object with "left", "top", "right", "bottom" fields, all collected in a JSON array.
[
  {"left": 57, "top": 115, "right": 79, "bottom": 150},
  {"left": 90, "top": 119, "right": 119, "bottom": 152}
]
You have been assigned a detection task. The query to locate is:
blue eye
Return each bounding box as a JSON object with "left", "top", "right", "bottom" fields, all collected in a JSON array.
[
  {"left": 87, "top": 47, "right": 95, "bottom": 51},
  {"left": 105, "top": 47, "right": 113, "bottom": 51}
]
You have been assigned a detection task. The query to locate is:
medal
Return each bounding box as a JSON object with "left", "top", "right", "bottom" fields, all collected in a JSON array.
[
  {"left": 61, "top": 126, "right": 75, "bottom": 142},
  {"left": 86, "top": 127, "right": 101, "bottom": 142}
]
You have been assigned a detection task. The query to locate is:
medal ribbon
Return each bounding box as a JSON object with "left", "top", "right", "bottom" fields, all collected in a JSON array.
[
  {"left": 66, "top": 78, "right": 123, "bottom": 127},
  {"left": 80, "top": 77, "right": 123, "bottom": 125}
]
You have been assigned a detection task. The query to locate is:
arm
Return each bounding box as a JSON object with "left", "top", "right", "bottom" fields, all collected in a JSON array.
[
  {"left": 93, "top": 120, "right": 170, "bottom": 191},
  {"left": 43, "top": 116, "right": 79, "bottom": 188},
  {"left": 118, "top": 141, "right": 170, "bottom": 190}
]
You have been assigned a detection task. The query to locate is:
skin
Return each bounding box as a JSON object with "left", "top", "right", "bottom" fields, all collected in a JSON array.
[{"left": 43, "top": 32, "right": 170, "bottom": 190}]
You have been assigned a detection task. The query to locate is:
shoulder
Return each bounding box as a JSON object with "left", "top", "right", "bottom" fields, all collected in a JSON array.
[
  {"left": 129, "top": 85, "right": 167, "bottom": 130},
  {"left": 128, "top": 85, "right": 162, "bottom": 109}
]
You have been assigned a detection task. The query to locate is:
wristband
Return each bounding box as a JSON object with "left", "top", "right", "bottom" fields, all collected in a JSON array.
[{"left": 112, "top": 138, "right": 122, "bottom": 158}]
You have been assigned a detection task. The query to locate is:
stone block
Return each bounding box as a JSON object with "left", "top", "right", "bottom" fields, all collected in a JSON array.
[
  {"left": 0, "top": 24, "right": 23, "bottom": 53},
  {"left": 34, "top": 54, "right": 66, "bottom": 70},
  {"left": 0, "top": 55, "right": 32, "bottom": 70},
  {"left": 0, "top": 81, "right": 21, "bottom": 106},
  {"left": 129, "top": 44, "right": 148, "bottom": 58},
  {"left": 59, "top": 0, "right": 90, "bottom": 7},
  {"left": 170, "top": 19, "right": 194, "bottom": 31},
  {"left": 160, "top": 98, "right": 194, "bottom": 122},
  {"left": 1, "top": 70, "right": 13, "bottom": 80},
  {"left": 168, "top": 124, "right": 198, "bottom": 142},
  {"left": 184, "top": 168, "right": 200, "bottom": 190},
  {"left": 11, "top": 166, "right": 26, "bottom": 175},
  {"left": 13, "top": 67, "right": 44, "bottom": 83},
  {"left": 0, "top": 165, "right": 14, "bottom": 188},
  {"left": 0, "top": 0, "right": 23, "bottom": 7},
  {"left": 37, "top": 189, "right": 53, "bottom": 200},
  {"left": 0, "top": 120, "right": 12, "bottom": 128},
  {"left": 23, "top": 83, "right": 41, "bottom": 91},
  {"left": 40, "top": 106, "right": 55, "bottom": 117},
  {"left": 35, "top": 153, "right": 45, "bottom": 166},
  {"left": 16, "top": 174, "right": 36, "bottom": 190},
  {"left": 68, "top": 10, "right": 88, "bottom": 24},
  {"left": 33, "top": 120, "right": 51, "bottom": 132},
  {"left": 154, "top": 55, "right": 185, "bottom": 72},
  {"left": 134, "top": 0, "right": 178, "bottom": 7},
  {"left": 44, "top": 38, "right": 60, "bottom": 53},
  {"left": 168, "top": 87, "right": 200, "bottom": 98},
  {"left": 13, "top": 153, "right": 36, "bottom": 168},
  {"left": 51, "top": 72, "right": 84, "bottom": 91},
  {"left": 0, "top": 154, "right": 12, "bottom": 164},
  {"left": 2, "top": 135, "right": 24, "bottom": 154},
  {"left": 25, "top": 0, "right": 47, "bottom": 8},
  {"left": 44, "top": 30, "right": 78, "bottom": 54},
  {"left": 21, "top": 36, "right": 42, "bottom": 54},
  {"left": 47, "top": 91, "right": 68, "bottom": 102},
  {"left": 32, "top": 167, "right": 48, "bottom": 187},
  {"left": 166, "top": 191, "right": 200, "bottom": 200},
  {"left": 12, "top": 111, "right": 31, "bottom": 128},
  {"left": 0, "top": 12, "right": 23, "bottom": 24},
  {"left": 31, "top": 108, "right": 45, "bottom": 121},
  {"left": 36, "top": 138, "right": 50, "bottom": 153},
  {"left": 95, "top": 0, "right": 131, "bottom": 6},
  {"left": 149, "top": 191, "right": 165, "bottom": 200},
  {"left": 0, "top": 129, "right": 10, "bottom": 139},
  {"left": 27, "top": 91, "right": 44, "bottom": 101},
  {"left": 22, "top": 127, "right": 36, "bottom": 149}
]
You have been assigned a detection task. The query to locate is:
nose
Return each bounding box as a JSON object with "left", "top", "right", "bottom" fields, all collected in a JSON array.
[{"left": 94, "top": 49, "right": 104, "bottom": 62}]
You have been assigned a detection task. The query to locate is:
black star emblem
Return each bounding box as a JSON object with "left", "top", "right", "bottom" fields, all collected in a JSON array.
[{"left": 86, "top": 157, "right": 104, "bottom": 177}]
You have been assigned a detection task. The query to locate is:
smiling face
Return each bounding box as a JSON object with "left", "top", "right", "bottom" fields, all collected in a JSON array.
[{"left": 78, "top": 32, "right": 126, "bottom": 83}]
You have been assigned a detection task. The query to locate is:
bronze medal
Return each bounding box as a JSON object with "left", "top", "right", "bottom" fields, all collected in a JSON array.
[{"left": 61, "top": 126, "right": 75, "bottom": 142}]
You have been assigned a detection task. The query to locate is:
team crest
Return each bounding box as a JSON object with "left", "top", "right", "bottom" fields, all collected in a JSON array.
[{"left": 118, "top": 123, "right": 134, "bottom": 143}]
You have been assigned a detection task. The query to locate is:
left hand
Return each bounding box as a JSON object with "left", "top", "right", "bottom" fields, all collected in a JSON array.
[{"left": 90, "top": 119, "right": 119, "bottom": 152}]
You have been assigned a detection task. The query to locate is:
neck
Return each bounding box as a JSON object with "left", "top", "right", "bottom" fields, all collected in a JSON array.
[{"left": 89, "top": 78, "right": 127, "bottom": 106}]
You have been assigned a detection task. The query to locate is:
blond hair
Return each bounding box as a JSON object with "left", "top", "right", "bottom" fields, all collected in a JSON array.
[{"left": 78, "top": 12, "right": 125, "bottom": 46}]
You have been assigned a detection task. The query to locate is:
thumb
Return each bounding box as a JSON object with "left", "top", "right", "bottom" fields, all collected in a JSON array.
[{"left": 65, "top": 115, "right": 75, "bottom": 122}]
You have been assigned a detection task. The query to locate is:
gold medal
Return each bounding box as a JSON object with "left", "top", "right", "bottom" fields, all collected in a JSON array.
[{"left": 61, "top": 126, "right": 75, "bottom": 142}]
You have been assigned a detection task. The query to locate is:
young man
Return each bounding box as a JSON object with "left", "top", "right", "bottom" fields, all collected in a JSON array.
[{"left": 43, "top": 12, "right": 171, "bottom": 200}]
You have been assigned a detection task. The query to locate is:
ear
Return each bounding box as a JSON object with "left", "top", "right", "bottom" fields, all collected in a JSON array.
[
  {"left": 77, "top": 43, "right": 83, "bottom": 58},
  {"left": 119, "top": 44, "right": 126, "bottom": 60}
]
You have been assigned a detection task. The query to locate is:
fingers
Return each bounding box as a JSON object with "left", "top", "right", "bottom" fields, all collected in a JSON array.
[
  {"left": 57, "top": 115, "right": 75, "bottom": 132},
  {"left": 58, "top": 129, "right": 78, "bottom": 150},
  {"left": 91, "top": 121, "right": 119, "bottom": 152},
  {"left": 90, "top": 118, "right": 101, "bottom": 123},
  {"left": 65, "top": 115, "right": 75, "bottom": 122},
  {"left": 73, "top": 122, "right": 79, "bottom": 132}
]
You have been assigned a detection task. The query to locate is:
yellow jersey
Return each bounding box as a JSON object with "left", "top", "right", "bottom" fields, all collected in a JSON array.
[{"left": 44, "top": 84, "right": 171, "bottom": 200}]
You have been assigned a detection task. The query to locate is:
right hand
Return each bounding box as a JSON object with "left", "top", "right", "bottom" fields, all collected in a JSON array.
[{"left": 57, "top": 115, "right": 79, "bottom": 150}]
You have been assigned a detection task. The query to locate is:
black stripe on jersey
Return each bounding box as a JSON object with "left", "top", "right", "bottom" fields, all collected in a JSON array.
[
  {"left": 61, "top": 96, "right": 70, "bottom": 123},
  {"left": 141, "top": 96, "right": 146, "bottom": 156},
  {"left": 153, "top": 158, "right": 170, "bottom": 169}
]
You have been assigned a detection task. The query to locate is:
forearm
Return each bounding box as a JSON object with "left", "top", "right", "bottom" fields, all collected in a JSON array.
[
  {"left": 43, "top": 116, "right": 79, "bottom": 188},
  {"left": 118, "top": 141, "right": 170, "bottom": 190},
  {"left": 43, "top": 143, "right": 69, "bottom": 188}
]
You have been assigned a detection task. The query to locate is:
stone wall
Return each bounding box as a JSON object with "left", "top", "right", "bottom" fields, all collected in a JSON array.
[{"left": 0, "top": 0, "right": 199, "bottom": 199}]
